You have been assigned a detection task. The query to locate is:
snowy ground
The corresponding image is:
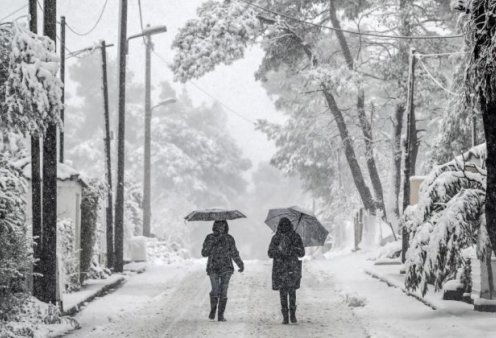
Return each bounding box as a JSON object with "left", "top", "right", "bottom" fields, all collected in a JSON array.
[{"left": 62, "top": 253, "right": 496, "bottom": 338}]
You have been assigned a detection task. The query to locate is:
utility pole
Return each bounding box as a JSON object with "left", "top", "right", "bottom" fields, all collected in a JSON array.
[
  {"left": 59, "top": 16, "right": 65, "bottom": 163},
  {"left": 128, "top": 24, "right": 167, "bottom": 237},
  {"left": 115, "top": 0, "right": 128, "bottom": 273},
  {"left": 100, "top": 40, "right": 114, "bottom": 269},
  {"left": 41, "top": 0, "right": 58, "bottom": 305},
  {"left": 29, "top": 0, "right": 43, "bottom": 300},
  {"left": 401, "top": 48, "right": 416, "bottom": 264}
]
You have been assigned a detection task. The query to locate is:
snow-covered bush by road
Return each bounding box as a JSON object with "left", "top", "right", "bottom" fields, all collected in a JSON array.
[
  {"left": 403, "top": 145, "right": 488, "bottom": 296},
  {"left": 146, "top": 238, "right": 190, "bottom": 265},
  {"left": 0, "top": 154, "right": 31, "bottom": 319}
]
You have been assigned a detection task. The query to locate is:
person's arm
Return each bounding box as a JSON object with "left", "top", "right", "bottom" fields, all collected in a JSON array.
[
  {"left": 268, "top": 235, "right": 280, "bottom": 259},
  {"left": 292, "top": 234, "right": 305, "bottom": 258},
  {"left": 201, "top": 235, "right": 216, "bottom": 257},
  {"left": 229, "top": 236, "right": 244, "bottom": 272}
]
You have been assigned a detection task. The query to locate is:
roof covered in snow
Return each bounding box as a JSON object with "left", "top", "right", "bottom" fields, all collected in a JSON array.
[{"left": 10, "top": 157, "right": 88, "bottom": 187}]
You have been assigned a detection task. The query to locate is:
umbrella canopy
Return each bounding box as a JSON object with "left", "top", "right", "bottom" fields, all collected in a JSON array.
[
  {"left": 264, "top": 206, "right": 329, "bottom": 247},
  {"left": 184, "top": 209, "right": 246, "bottom": 222}
]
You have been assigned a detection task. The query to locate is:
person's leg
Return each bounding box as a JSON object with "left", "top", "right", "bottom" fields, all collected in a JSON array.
[
  {"left": 209, "top": 274, "right": 220, "bottom": 320},
  {"left": 279, "top": 288, "right": 289, "bottom": 324},
  {"left": 217, "top": 272, "right": 232, "bottom": 322},
  {"left": 289, "top": 289, "right": 297, "bottom": 323}
]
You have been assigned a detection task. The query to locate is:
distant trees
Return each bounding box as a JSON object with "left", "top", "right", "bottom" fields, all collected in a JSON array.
[{"left": 65, "top": 53, "right": 251, "bottom": 241}]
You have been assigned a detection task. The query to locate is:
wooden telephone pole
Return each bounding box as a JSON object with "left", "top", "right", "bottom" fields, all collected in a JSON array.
[
  {"left": 100, "top": 40, "right": 114, "bottom": 269},
  {"left": 114, "top": 0, "right": 128, "bottom": 272},
  {"left": 41, "top": 0, "right": 58, "bottom": 305},
  {"left": 29, "top": 0, "right": 43, "bottom": 300},
  {"left": 401, "top": 48, "right": 417, "bottom": 264}
]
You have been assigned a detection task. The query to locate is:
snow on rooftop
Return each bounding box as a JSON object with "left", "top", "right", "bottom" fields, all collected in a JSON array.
[{"left": 11, "top": 157, "right": 88, "bottom": 186}]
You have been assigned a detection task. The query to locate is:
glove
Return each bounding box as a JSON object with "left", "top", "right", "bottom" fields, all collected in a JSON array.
[{"left": 238, "top": 265, "right": 244, "bottom": 273}]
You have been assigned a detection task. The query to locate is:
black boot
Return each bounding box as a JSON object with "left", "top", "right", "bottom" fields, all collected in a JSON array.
[
  {"left": 209, "top": 296, "right": 218, "bottom": 320},
  {"left": 289, "top": 306, "right": 297, "bottom": 323},
  {"left": 218, "top": 298, "right": 227, "bottom": 322},
  {"left": 281, "top": 308, "right": 289, "bottom": 324}
]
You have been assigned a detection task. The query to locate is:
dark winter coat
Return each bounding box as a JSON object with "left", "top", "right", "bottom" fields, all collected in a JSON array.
[
  {"left": 201, "top": 222, "right": 244, "bottom": 275},
  {"left": 268, "top": 221, "right": 305, "bottom": 291}
]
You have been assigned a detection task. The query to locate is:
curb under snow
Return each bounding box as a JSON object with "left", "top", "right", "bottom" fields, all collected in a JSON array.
[
  {"left": 62, "top": 276, "right": 126, "bottom": 316},
  {"left": 364, "top": 268, "right": 437, "bottom": 310}
]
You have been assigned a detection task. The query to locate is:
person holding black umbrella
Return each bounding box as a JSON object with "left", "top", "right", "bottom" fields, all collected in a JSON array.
[
  {"left": 201, "top": 220, "right": 244, "bottom": 322},
  {"left": 268, "top": 217, "right": 305, "bottom": 324}
]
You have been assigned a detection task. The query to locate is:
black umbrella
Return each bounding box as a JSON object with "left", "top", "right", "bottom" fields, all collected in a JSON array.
[
  {"left": 264, "top": 206, "right": 328, "bottom": 247},
  {"left": 184, "top": 208, "right": 246, "bottom": 222}
]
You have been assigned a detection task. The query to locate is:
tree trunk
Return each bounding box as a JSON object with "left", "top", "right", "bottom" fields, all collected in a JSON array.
[
  {"left": 329, "top": 0, "right": 387, "bottom": 217},
  {"left": 392, "top": 104, "right": 404, "bottom": 219},
  {"left": 482, "top": 100, "right": 496, "bottom": 256},
  {"left": 322, "top": 88, "right": 376, "bottom": 213}
]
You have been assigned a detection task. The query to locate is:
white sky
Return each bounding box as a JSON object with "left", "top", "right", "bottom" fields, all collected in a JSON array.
[{"left": 2, "top": 0, "right": 285, "bottom": 172}]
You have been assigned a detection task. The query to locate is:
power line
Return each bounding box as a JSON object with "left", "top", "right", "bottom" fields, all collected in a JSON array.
[
  {"left": 417, "top": 58, "right": 460, "bottom": 96},
  {"left": 64, "top": 0, "right": 108, "bottom": 36},
  {"left": 237, "top": 0, "right": 464, "bottom": 40},
  {"left": 0, "top": 4, "right": 28, "bottom": 23},
  {"left": 151, "top": 50, "right": 256, "bottom": 125},
  {"left": 137, "top": 0, "right": 144, "bottom": 31},
  {"left": 189, "top": 81, "right": 257, "bottom": 125}
]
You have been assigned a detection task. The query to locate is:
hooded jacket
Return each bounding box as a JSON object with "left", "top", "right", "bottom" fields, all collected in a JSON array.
[
  {"left": 268, "top": 217, "right": 305, "bottom": 290},
  {"left": 201, "top": 221, "right": 244, "bottom": 275}
]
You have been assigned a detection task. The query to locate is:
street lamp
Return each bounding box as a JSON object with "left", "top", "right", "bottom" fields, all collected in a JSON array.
[
  {"left": 152, "top": 97, "right": 177, "bottom": 111},
  {"left": 143, "top": 97, "right": 176, "bottom": 237},
  {"left": 127, "top": 24, "right": 168, "bottom": 237}
]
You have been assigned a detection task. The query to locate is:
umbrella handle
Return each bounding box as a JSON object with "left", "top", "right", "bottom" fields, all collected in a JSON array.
[{"left": 294, "top": 213, "right": 304, "bottom": 232}]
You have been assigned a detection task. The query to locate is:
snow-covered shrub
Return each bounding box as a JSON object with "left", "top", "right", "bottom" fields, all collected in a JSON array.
[
  {"left": 1, "top": 297, "right": 79, "bottom": 338},
  {"left": 85, "top": 256, "right": 111, "bottom": 280},
  {"left": 342, "top": 293, "right": 367, "bottom": 307},
  {"left": 147, "top": 238, "right": 190, "bottom": 265},
  {"left": 171, "top": 0, "right": 259, "bottom": 82},
  {"left": 80, "top": 179, "right": 105, "bottom": 282},
  {"left": 404, "top": 146, "right": 488, "bottom": 296},
  {"left": 373, "top": 240, "right": 402, "bottom": 260},
  {"left": 0, "top": 154, "right": 31, "bottom": 319},
  {"left": 124, "top": 181, "right": 143, "bottom": 237},
  {"left": 57, "top": 219, "right": 80, "bottom": 293},
  {"left": 1, "top": 22, "right": 62, "bottom": 136}
]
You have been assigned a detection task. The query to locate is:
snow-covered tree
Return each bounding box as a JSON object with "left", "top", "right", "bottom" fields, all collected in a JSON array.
[
  {"left": 404, "top": 145, "right": 488, "bottom": 295},
  {"left": 0, "top": 22, "right": 62, "bottom": 136},
  {"left": 171, "top": 0, "right": 462, "bottom": 227}
]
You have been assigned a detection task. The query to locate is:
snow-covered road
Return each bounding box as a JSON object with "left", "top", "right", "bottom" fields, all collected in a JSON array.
[{"left": 64, "top": 260, "right": 368, "bottom": 338}]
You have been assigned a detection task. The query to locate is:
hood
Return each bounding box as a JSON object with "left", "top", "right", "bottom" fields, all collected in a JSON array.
[
  {"left": 212, "top": 220, "right": 229, "bottom": 235},
  {"left": 277, "top": 217, "right": 293, "bottom": 234}
]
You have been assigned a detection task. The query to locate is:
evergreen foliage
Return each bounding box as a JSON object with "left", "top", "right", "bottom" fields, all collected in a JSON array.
[
  {"left": 0, "top": 154, "right": 31, "bottom": 319},
  {"left": 403, "top": 145, "right": 488, "bottom": 295},
  {"left": 80, "top": 179, "right": 106, "bottom": 282}
]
